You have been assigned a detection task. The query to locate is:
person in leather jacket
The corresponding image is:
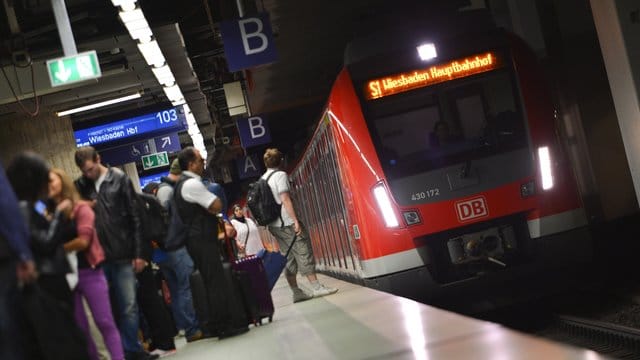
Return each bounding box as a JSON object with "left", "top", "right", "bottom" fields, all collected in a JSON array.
[{"left": 74, "top": 146, "right": 157, "bottom": 360}]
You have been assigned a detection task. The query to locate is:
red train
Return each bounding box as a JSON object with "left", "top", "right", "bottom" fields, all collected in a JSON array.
[{"left": 281, "top": 16, "right": 591, "bottom": 301}]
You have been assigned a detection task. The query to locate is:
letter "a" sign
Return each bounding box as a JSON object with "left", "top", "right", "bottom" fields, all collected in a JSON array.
[{"left": 236, "top": 154, "right": 263, "bottom": 180}]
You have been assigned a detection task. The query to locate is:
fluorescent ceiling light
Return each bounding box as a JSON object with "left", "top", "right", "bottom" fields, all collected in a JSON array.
[
  {"left": 112, "top": 0, "right": 137, "bottom": 10},
  {"left": 137, "top": 40, "right": 165, "bottom": 67},
  {"left": 151, "top": 65, "right": 175, "bottom": 86},
  {"left": 163, "top": 84, "right": 183, "bottom": 101},
  {"left": 119, "top": 8, "right": 143, "bottom": 23},
  {"left": 417, "top": 43, "right": 437, "bottom": 61},
  {"left": 57, "top": 93, "right": 141, "bottom": 117}
]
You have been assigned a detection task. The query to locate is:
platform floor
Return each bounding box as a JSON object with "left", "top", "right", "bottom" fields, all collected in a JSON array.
[{"left": 167, "top": 274, "right": 605, "bottom": 359}]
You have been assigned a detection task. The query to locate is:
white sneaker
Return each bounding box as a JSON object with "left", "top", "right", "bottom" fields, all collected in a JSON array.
[
  {"left": 292, "top": 288, "right": 312, "bottom": 303},
  {"left": 150, "top": 348, "right": 177, "bottom": 358},
  {"left": 310, "top": 283, "right": 338, "bottom": 298}
]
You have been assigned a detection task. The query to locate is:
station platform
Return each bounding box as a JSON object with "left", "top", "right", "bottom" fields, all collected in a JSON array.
[{"left": 168, "top": 274, "right": 604, "bottom": 359}]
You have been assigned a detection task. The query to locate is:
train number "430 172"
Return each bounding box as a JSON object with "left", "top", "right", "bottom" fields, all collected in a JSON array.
[{"left": 411, "top": 189, "right": 440, "bottom": 201}]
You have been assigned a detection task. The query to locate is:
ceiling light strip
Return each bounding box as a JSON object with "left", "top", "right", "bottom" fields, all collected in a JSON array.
[
  {"left": 57, "top": 93, "right": 142, "bottom": 117},
  {"left": 112, "top": 0, "right": 205, "bottom": 157}
]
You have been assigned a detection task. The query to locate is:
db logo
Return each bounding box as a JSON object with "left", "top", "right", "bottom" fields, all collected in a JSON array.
[{"left": 455, "top": 196, "right": 489, "bottom": 222}]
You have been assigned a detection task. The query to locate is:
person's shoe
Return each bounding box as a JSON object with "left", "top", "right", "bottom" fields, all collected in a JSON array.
[
  {"left": 149, "top": 348, "right": 177, "bottom": 358},
  {"left": 310, "top": 283, "right": 338, "bottom": 298},
  {"left": 186, "top": 330, "right": 205, "bottom": 343},
  {"left": 125, "top": 351, "right": 160, "bottom": 360},
  {"left": 218, "top": 326, "right": 249, "bottom": 340},
  {"left": 292, "top": 287, "right": 312, "bottom": 303}
]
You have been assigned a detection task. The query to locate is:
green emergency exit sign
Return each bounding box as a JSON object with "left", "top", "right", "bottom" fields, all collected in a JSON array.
[
  {"left": 142, "top": 151, "right": 169, "bottom": 170},
  {"left": 46, "top": 50, "right": 101, "bottom": 87}
]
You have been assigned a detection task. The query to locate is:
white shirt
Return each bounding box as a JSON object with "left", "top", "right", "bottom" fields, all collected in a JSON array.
[
  {"left": 94, "top": 171, "right": 107, "bottom": 192},
  {"left": 230, "top": 217, "right": 264, "bottom": 256},
  {"left": 262, "top": 168, "right": 294, "bottom": 227},
  {"left": 180, "top": 171, "right": 217, "bottom": 210}
]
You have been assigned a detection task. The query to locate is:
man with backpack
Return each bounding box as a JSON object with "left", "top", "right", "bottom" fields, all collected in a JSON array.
[
  {"left": 153, "top": 159, "right": 204, "bottom": 343},
  {"left": 259, "top": 148, "right": 337, "bottom": 303}
]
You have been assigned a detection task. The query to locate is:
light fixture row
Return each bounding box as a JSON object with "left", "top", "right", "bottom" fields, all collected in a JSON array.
[{"left": 112, "top": 0, "right": 206, "bottom": 157}]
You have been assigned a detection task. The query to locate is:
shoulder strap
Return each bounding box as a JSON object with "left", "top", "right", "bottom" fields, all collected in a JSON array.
[
  {"left": 265, "top": 170, "right": 282, "bottom": 182},
  {"left": 243, "top": 221, "right": 250, "bottom": 247}
]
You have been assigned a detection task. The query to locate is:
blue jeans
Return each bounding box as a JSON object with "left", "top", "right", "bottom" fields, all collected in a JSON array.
[
  {"left": 102, "top": 261, "right": 143, "bottom": 354},
  {"left": 158, "top": 247, "right": 200, "bottom": 336}
]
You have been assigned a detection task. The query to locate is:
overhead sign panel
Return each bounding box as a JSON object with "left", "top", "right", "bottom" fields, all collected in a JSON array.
[
  {"left": 74, "top": 107, "right": 186, "bottom": 147},
  {"left": 236, "top": 154, "right": 263, "bottom": 180},
  {"left": 98, "top": 133, "right": 181, "bottom": 166},
  {"left": 47, "top": 50, "right": 101, "bottom": 87},
  {"left": 220, "top": 12, "right": 278, "bottom": 72},
  {"left": 142, "top": 151, "right": 169, "bottom": 170},
  {"left": 236, "top": 115, "right": 272, "bottom": 148}
]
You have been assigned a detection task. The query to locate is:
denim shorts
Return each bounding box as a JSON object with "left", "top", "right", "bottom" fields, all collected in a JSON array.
[{"left": 268, "top": 223, "right": 315, "bottom": 276}]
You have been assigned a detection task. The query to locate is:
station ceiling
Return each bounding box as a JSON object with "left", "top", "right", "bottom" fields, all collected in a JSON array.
[{"left": 0, "top": 0, "right": 471, "bottom": 165}]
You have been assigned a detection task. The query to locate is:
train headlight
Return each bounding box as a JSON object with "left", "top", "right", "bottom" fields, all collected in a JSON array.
[
  {"left": 417, "top": 43, "right": 437, "bottom": 61},
  {"left": 372, "top": 183, "right": 400, "bottom": 228},
  {"left": 538, "top": 146, "right": 554, "bottom": 190}
]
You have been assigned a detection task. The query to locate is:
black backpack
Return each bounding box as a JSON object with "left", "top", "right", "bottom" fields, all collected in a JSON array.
[
  {"left": 247, "top": 171, "right": 282, "bottom": 226},
  {"left": 135, "top": 192, "right": 169, "bottom": 244},
  {"left": 161, "top": 180, "right": 190, "bottom": 251}
]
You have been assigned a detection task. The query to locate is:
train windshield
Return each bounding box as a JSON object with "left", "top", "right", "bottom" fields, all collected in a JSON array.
[{"left": 366, "top": 69, "right": 526, "bottom": 179}]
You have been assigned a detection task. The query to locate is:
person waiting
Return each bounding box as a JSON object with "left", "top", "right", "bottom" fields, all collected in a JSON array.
[
  {"left": 230, "top": 204, "right": 264, "bottom": 258},
  {"left": 48, "top": 167, "right": 124, "bottom": 360}
]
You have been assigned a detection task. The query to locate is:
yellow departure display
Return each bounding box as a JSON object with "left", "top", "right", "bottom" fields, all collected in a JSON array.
[{"left": 365, "top": 52, "right": 502, "bottom": 100}]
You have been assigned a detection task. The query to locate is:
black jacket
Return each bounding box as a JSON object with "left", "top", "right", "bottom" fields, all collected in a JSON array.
[
  {"left": 19, "top": 202, "right": 71, "bottom": 275},
  {"left": 75, "top": 167, "right": 143, "bottom": 262}
]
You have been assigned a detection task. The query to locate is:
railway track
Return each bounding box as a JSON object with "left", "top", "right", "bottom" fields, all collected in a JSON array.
[{"left": 537, "top": 315, "right": 640, "bottom": 359}]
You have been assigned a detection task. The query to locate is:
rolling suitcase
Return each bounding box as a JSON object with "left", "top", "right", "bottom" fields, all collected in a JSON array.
[
  {"left": 257, "top": 234, "right": 297, "bottom": 291},
  {"left": 232, "top": 255, "right": 275, "bottom": 325},
  {"left": 220, "top": 219, "right": 266, "bottom": 327}
]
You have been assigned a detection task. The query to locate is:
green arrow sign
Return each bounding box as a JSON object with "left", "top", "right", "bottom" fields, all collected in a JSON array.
[
  {"left": 141, "top": 151, "right": 169, "bottom": 170},
  {"left": 46, "top": 50, "right": 101, "bottom": 87}
]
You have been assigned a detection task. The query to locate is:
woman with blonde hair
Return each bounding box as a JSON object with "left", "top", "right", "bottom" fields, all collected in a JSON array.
[{"left": 48, "top": 168, "right": 124, "bottom": 360}]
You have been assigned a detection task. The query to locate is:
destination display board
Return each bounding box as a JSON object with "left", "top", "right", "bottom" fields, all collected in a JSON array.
[
  {"left": 74, "top": 107, "right": 186, "bottom": 147},
  {"left": 365, "top": 52, "right": 503, "bottom": 100}
]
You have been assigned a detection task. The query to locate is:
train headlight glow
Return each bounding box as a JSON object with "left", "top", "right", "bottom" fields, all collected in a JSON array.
[
  {"left": 372, "top": 183, "right": 400, "bottom": 228},
  {"left": 538, "top": 146, "right": 554, "bottom": 190},
  {"left": 417, "top": 43, "right": 437, "bottom": 61}
]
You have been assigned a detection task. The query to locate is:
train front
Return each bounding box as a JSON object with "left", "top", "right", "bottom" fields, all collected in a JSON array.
[{"left": 322, "top": 28, "right": 591, "bottom": 300}]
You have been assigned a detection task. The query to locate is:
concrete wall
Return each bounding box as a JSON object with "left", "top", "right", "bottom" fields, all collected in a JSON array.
[
  {"left": 0, "top": 111, "right": 80, "bottom": 178},
  {"left": 589, "top": 0, "right": 640, "bottom": 216}
]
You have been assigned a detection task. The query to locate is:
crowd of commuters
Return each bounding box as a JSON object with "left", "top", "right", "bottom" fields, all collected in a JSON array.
[{"left": 0, "top": 145, "right": 337, "bottom": 360}]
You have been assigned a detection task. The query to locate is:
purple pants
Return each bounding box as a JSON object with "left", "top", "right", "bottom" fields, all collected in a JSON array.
[{"left": 74, "top": 267, "right": 124, "bottom": 360}]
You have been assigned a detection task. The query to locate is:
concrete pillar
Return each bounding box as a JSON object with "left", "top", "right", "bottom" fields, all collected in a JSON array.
[
  {"left": 0, "top": 112, "right": 80, "bottom": 177},
  {"left": 590, "top": 0, "right": 640, "bottom": 207},
  {"left": 122, "top": 162, "right": 141, "bottom": 192}
]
